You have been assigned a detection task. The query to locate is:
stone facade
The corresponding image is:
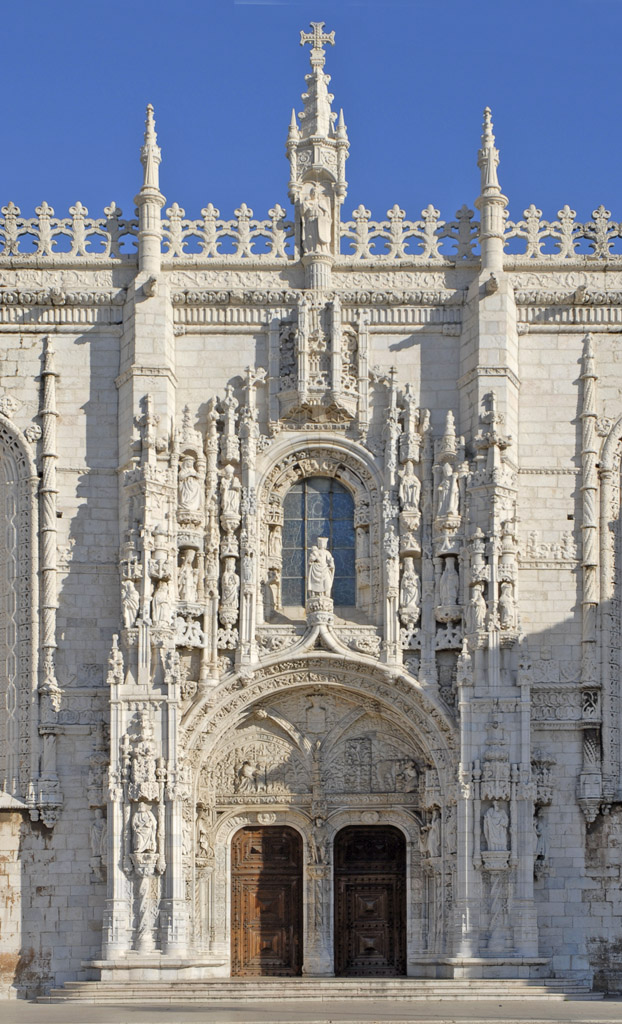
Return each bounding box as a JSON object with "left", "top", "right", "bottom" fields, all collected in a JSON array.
[{"left": 1, "top": 22, "right": 622, "bottom": 996}]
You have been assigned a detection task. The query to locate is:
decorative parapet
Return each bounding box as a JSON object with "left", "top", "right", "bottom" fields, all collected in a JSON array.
[
  {"left": 0, "top": 202, "right": 138, "bottom": 259},
  {"left": 505, "top": 204, "right": 622, "bottom": 261},
  {"left": 339, "top": 204, "right": 478, "bottom": 262},
  {"left": 6, "top": 196, "right": 622, "bottom": 265},
  {"left": 161, "top": 203, "right": 295, "bottom": 260}
]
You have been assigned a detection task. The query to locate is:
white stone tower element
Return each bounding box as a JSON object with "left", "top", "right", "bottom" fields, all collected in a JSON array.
[
  {"left": 288, "top": 22, "right": 349, "bottom": 288},
  {"left": 135, "top": 104, "right": 165, "bottom": 275},
  {"left": 475, "top": 107, "right": 508, "bottom": 273}
]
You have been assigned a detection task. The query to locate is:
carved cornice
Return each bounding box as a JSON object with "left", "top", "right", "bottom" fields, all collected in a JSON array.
[
  {"left": 115, "top": 365, "right": 178, "bottom": 390},
  {"left": 458, "top": 366, "right": 521, "bottom": 391}
]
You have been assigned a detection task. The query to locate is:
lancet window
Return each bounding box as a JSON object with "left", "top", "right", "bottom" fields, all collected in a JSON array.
[{"left": 281, "top": 477, "right": 355, "bottom": 607}]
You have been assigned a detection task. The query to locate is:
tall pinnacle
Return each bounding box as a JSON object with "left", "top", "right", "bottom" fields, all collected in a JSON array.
[
  {"left": 475, "top": 106, "right": 507, "bottom": 272},
  {"left": 478, "top": 107, "right": 501, "bottom": 194},
  {"left": 298, "top": 21, "right": 337, "bottom": 139},
  {"left": 140, "top": 103, "right": 162, "bottom": 191}
]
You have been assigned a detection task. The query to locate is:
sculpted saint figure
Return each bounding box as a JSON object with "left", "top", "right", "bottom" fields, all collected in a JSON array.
[
  {"left": 483, "top": 800, "right": 509, "bottom": 852},
  {"left": 221, "top": 557, "right": 240, "bottom": 607},
  {"left": 301, "top": 184, "right": 332, "bottom": 254},
  {"left": 439, "top": 556, "right": 460, "bottom": 607},
  {"left": 178, "top": 548, "right": 198, "bottom": 603},
  {"left": 152, "top": 579, "right": 173, "bottom": 626},
  {"left": 178, "top": 455, "right": 201, "bottom": 511},
  {"left": 132, "top": 802, "right": 157, "bottom": 854},
  {"left": 465, "top": 582, "right": 487, "bottom": 633},
  {"left": 399, "top": 557, "right": 421, "bottom": 626},
  {"left": 425, "top": 811, "right": 441, "bottom": 858},
  {"left": 436, "top": 461, "right": 459, "bottom": 518},
  {"left": 237, "top": 760, "right": 256, "bottom": 793},
  {"left": 121, "top": 579, "right": 140, "bottom": 628},
  {"left": 498, "top": 581, "right": 516, "bottom": 629},
  {"left": 399, "top": 461, "right": 421, "bottom": 508},
  {"left": 90, "top": 807, "right": 107, "bottom": 859},
  {"left": 220, "top": 464, "right": 241, "bottom": 516},
  {"left": 307, "top": 537, "right": 335, "bottom": 598}
]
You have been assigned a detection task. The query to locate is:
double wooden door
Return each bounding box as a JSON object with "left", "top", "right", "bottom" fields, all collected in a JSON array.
[
  {"left": 334, "top": 825, "right": 406, "bottom": 977},
  {"left": 231, "top": 826, "right": 303, "bottom": 976}
]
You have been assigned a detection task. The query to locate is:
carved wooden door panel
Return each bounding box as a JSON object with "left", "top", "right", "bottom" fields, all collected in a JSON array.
[
  {"left": 231, "top": 826, "right": 303, "bottom": 976},
  {"left": 334, "top": 825, "right": 406, "bottom": 976}
]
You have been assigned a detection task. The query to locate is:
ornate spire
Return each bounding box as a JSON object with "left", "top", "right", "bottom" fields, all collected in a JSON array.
[
  {"left": 475, "top": 107, "right": 508, "bottom": 272},
  {"left": 299, "top": 21, "right": 337, "bottom": 139},
  {"left": 478, "top": 107, "right": 500, "bottom": 194},
  {"left": 140, "top": 104, "right": 162, "bottom": 191},
  {"left": 135, "top": 103, "right": 165, "bottom": 274}
]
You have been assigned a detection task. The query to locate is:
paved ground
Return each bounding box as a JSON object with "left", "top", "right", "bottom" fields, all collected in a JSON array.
[{"left": 1, "top": 998, "right": 621, "bottom": 1024}]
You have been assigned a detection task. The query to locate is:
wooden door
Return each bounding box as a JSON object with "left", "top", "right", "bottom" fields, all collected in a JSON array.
[
  {"left": 334, "top": 825, "right": 406, "bottom": 977},
  {"left": 231, "top": 826, "right": 303, "bottom": 976}
]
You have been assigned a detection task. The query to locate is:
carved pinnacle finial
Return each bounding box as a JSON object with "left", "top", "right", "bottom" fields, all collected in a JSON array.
[
  {"left": 300, "top": 21, "right": 335, "bottom": 69},
  {"left": 140, "top": 103, "right": 162, "bottom": 191},
  {"left": 582, "top": 334, "right": 596, "bottom": 377},
  {"left": 478, "top": 105, "right": 500, "bottom": 193}
]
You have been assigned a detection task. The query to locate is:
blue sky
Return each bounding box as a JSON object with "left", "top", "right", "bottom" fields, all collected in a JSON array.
[{"left": 3, "top": 0, "right": 621, "bottom": 224}]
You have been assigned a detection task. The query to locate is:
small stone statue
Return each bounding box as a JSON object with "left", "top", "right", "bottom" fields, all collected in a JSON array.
[
  {"left": 90, "top": 807, "right": 107, "bottom": 859},
  {"left": 236, "top": 760, "right": 257, "bottom": 792},
  {"left": 398, "top": 461, "right": 421, "bottom": 508},
  {"left": 178, "top": 548, "right": 198, "bottom": 603},
  {"left": 220, "top": 464, "right": 242, "bottom": 516},
  {"left": 132, "top": 801, "right": 157, "bottom": 854},
  {"left": 498, "top": 581, "right": 516, "bottom": 629},
  {"left": 483, "top": 800, "right": 509, "bottom": 852},
  {"left": 178, "top": 455, "right": 201, "bottom": 511},
  {"left": 439, "top": 556, "right": 459, "bottom": 607},
  {"left": 121, "top": 579, "right": 140, "bottom": 628},
  {"left": 301, "top": 183, "right": 332, "bottom": 254},
  {"left": 197, "top": 810, "right": 214, "bottom": 859},
  {"left": 465, "top": 582, "right": 487, "bottom": 633},
  {"left": 425, "top": 810, "right": 441, "bottom": 858},
  {"left": 399, "top": 557, "right": 421, "bottom": 627},
  {"left": 436, "top": 461, "right": 459, "bottom": 518},
  {"left": 152, "top": 579, "right": 173, "bottom": 626},
  {"left": 221, "top": 557, "right": 240, "bottom": 607},
  {"left": 307, "top": 537, "right": 335, "bottom": 598}
]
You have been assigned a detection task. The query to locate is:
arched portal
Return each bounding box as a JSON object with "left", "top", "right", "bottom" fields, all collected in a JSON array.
[
  {"left": 334, "top": 825, "right": 406, "bottom": 977},
  {"left": 231, "top": 825, "right": 303, "bottom": 976}
]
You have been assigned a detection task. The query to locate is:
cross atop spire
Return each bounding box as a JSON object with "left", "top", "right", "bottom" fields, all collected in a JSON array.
[{"left": 300, "top": 21, "right": 335, "bottom": 69}]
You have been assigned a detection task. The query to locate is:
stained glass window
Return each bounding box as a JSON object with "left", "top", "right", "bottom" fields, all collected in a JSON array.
[{"left": 281, "top": 477, "right": 355, "bottom": 607}]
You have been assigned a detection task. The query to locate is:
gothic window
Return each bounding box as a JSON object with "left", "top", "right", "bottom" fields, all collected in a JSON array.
[{"left": 281, "top": 477, "right": 355, "bottom": 607}]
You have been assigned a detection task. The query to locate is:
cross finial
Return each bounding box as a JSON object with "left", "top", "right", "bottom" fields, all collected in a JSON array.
[{"left": 300, "top": 21, "right": 335, "bottom": 68}]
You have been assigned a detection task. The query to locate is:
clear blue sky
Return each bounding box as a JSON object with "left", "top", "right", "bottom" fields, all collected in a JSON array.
[{"left": 3, "top": 0, "right": 621, "bottom": 223}]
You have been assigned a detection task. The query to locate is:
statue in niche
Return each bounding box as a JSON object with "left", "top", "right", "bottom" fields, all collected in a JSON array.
[
  {"left": 465, "top": 582, "right": 487, "bottom": 633},
  {"left": 399, "top": 461, "right": 421, "bottom": 508},
  {"left": 221, "top": 557, "right": 240, "bottom": 607},
  {"left": 439, "top": 556, "right": 460, "bottom": 607},
  {"left": 132, "top": 802, "right": 157, "bottom": 854},
  {"left": 121, "top": 579, "right": 140, "bottom": 628},
  {"left": 90, "top": 807, "right": 107, "bottom": 859},
  {"left": 423, "top": 810, "right": 441, "bottom": 858},
  {"left": 307, "top": 537, "right": 334, "bottom": 598},
  {"left": 498, "top": 582, "right": 516, "bottom": 629},
  {"left": 220, "top": 464, "right": 241, "bottom": 516},
  {"left": 301, "top": 183, "right": 332, "bottom": 254},
  {"left": 399, "top": 557, "right": 420, "bottom": 626},
  {"left": 197, "top": 810, "right": 214, "bottom": 859},
  {"left": 436, "top": 461, "right": 459, "bottom": 518},
  {"left": 268, "top": 525, "right": 281, "bottom": 559},
  {"left": 152, "top": 579, "right": 173, "bottom": 626},
  {"left": 534, "top": 813, "right": 547, "bottom": 875},
  {"left": 178, "top": 548, "right": 198, "bottom": 603},
  {"left": 178, "top": 455, "right": 201, "bottom": 511},
  {"left": 483, "top": 800, "right": 509, "bottom": 852}
]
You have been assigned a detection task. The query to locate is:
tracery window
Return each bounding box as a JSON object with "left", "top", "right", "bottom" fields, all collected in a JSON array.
[{"left": 281, "top": 477, "right": 355, "bottom": 607}]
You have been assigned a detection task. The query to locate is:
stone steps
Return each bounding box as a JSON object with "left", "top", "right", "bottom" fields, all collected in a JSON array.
[{"left": 40, "top": 977, "right": 603, "bottom": 1003}]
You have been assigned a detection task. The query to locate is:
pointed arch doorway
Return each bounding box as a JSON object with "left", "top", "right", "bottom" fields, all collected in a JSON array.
[
  {"left": 334, "top": 825, "right": 406, "bottom": 977},
  {"left": 231, "top": 825, "right": 303, "bottom": 976}
]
